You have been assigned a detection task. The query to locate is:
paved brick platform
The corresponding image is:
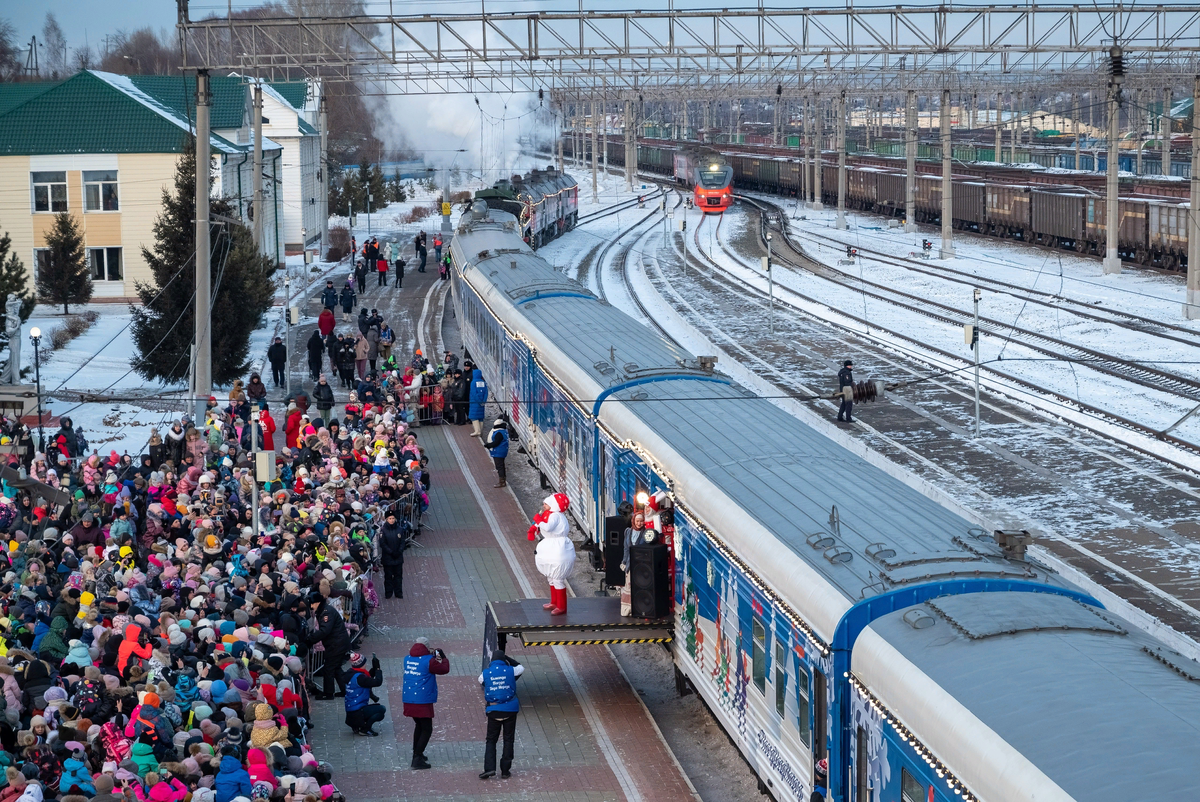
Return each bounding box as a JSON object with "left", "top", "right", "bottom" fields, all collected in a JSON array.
[{"left": 309, "top": 423, "right": 698, "bottom": 802}]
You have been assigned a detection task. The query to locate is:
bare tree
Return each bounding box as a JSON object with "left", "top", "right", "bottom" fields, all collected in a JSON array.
[
  {"left": 72, "top": 44, "right": 94, "bottom": 72},
  {"left": 0, "top": 20, "right": 21, "bottom": 81},
  {"left": 98, "top": 28, "right": 181, "bottom": 75},
  {"left": 41, "top": 12, "right": 67, "bottom": 78}
]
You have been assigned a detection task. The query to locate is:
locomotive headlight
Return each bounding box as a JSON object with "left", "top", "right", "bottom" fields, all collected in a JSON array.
[
  {"left": 710, "top": 164, "right": 719, "bottom": 171},
  {"left": 636, "top": 491, "right": 649, "bottom": 506}
]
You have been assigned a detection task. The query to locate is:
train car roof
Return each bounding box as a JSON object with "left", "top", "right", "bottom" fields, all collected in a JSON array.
[
  {"left": 453, "top": 203, "right": 1061, "bottom": 637},
  {"left": 860, "top": 591, "right": 1200, "bottom": 801}
]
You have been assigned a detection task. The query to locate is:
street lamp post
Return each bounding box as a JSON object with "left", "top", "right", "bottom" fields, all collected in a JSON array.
[{"left": 28, "top": 327, "right": 43, "bottom": 452}]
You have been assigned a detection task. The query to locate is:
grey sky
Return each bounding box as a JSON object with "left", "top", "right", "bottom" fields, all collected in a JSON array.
[{"left": 7, "top": 2, "right": 177, "bottom": 59}]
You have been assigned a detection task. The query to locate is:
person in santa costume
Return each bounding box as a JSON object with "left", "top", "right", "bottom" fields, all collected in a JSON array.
[{"left": 529, "top": 493, "right": 575, "bottom": 615}]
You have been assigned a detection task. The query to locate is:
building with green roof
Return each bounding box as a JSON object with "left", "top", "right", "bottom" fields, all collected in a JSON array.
[{"left": 0, "top": 70, "right": 285, "bottom": 299}]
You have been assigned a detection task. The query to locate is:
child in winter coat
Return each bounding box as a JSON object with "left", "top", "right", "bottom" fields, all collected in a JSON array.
[
  {"left": 132, "top": 771, "right": 188, "bottom": 802},
  {"left": 58, "top": 745, "right": 95, "bottom": 796}
]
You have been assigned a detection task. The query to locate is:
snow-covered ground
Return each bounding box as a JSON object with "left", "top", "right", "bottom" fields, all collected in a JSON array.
[{"left": 690, "top": 201, "right": 1200, "bottom": 455}]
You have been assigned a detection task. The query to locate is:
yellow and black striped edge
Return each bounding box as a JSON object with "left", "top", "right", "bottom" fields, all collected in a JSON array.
[{"left": 520, "top": 635, "right": 674, "bottom": 646}]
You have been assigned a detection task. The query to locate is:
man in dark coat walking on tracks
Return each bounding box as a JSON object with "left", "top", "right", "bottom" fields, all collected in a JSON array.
[
  {"left": 837, "top": 359, "right": 855, "bottom": 423},
  {"left": 380, "top": 509, "right": 406, "bottom": 599}
]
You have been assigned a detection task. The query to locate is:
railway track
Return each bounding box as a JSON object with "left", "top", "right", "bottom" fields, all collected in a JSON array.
[
  {"left": 747, "top": 195, "right": 1200, "bottom": 351},
  {"left": 676, "top": 204, "right": 1200, "bottom": 464},
  {"left": 632, "top": 218, "right": 1200, "bottom": 647},
  {"left": 576, "top": 188, "right": 664, "bottom": 226}
]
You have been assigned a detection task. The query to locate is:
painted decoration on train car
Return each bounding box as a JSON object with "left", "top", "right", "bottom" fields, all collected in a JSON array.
[{"left": 850, "top": 688, "right": 889, "bottom": 802}]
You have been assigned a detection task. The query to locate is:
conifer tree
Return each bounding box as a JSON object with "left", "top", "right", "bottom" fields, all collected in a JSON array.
[
  {"left": 36, "top": 213, "right": 91, "bottom": 314},
  {"left": 0, "top": 231, "right": 34, "bottom": 321},
  {"left": 131, "top": 139, "right": 276, "bottom": 385}
]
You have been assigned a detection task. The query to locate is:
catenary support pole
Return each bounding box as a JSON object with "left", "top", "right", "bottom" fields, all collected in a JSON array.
[
  {"left": 252, "top": 82, "right": 264, "bottom": 250},
  {"left": 940, "top": 88, "right": 954, "bottom": 258},
  {"left": 905, "top": 89, "right": 916, "bottom": 232},
  {"left": 591, "top": 100, "right": 599, "bottom": 203},
  {"left": 836, "top": 90, "right": 847, "bottom": 229},
  {"left": 973, "top": 288, "right": 982, "bottom": 437},
  {"left": 318, "top": 87, "right": 329, "bottom": 258},
  {"left": 994, "top": 92, "right": 1003, "bottom": 163},
  {"left": 812, "top": 93, "right": 824, "bottom": 210},
  {"left": 194, "top": 70, "right": 212, "bottom": 422},
  {"left": 556, "top": 106, "right": 565, "bottom": 172},
  {"left": 1135, "top": 88, "right": 1144, "bottom": 176},
  {"left": 1163, "top": 86, "right": 1172, "bottom": 177},
  {"left": 1080, "top": 93, "right": 1089, "bottom": 170},
  {"left": 803, "top": 96, "right": 812, "bottom": 203},
  {"left": 1103, "top": 77, "right": 1123, "bottom": 274},
  {"left": 625, "top": 99, "right": 634, "bottom": 191},
  {"left": 1186, "top": 75, "right": 1200, "bottom": 318},
  {"left": 602, "top": 95, "right": 608, "bottom": 175}
]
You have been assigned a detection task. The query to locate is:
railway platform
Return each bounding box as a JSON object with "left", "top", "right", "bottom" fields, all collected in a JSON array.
[{"left": 297, "top": 262, "right": 697, "bottom": 801}]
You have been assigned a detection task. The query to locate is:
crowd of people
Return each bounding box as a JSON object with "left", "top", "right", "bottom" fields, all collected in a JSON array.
[
  {"left": 0, "top": 353, "right": 452, "bottom": 800},
  {"left": 0, "top": 221, "right": 539, "bottom": 801}
]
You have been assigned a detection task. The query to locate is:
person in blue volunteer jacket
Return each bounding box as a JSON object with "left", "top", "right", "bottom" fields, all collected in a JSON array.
[
  {"left": 468, "top": 369, "right": 488, "bottom": 438},
  {"left": 484, "top": 417, "right": 510, "bottom": 488},
  {"left": 477, "top": 649, "right": 524, "bottom": 780},
  {"left": 402, "top": 637, "right": 451, "bottom": 769},
  {"left": 344, "top": 651, "right": 386, "bottom": 736}
]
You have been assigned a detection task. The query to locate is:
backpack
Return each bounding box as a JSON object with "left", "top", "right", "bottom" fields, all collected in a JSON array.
[
  {"left": 74, "top": 681, "right": 104, "bottom": 719},
  {"left": 100, "top": 721, "right": 132, "bottom": 763}
]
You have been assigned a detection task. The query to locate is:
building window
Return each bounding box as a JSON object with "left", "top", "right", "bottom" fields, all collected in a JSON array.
[
  {"left": 775, "top": 638, "right": 787, "bottom": 718},
  {"left": 83, "top": 170, "right": 119, "bottom": 211},
  {"left": 901, "top": 769, "right": 926, "bottom": 802},
  {"left": 796, "top": 662, "right": 811, "bottom": 747},
  {"left": 89, "top": 247, "right": 122, "bottom": 282},
  {"left": 33, "top": 249, "right": 51, "bottom": 280},
  {"left": 752, "top": 618, "right": 767, "bottom": 695},
  {"left": 31, "top": 171, "right": 67, "bottom": 213}
]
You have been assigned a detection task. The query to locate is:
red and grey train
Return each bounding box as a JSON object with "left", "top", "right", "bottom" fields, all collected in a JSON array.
[{"left": 673, "top": 151, "right": 735, "bottom": 213}]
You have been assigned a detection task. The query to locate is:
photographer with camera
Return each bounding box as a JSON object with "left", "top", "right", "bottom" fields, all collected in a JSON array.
[
  {"left": 345, "top": 652, "right": 387, "bottom": 737},
  {"left": 478, "top": 649, "right": 525, "bottom": 780},
  {"left": 403, "top": 637, "right": 451, "bottom": 769}
]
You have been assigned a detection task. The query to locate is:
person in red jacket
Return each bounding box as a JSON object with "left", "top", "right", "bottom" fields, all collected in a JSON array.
[
  {"left": 317, "top": 307, "right": 336, "bottom": 337},
  {"left": 117, "top": 623, "right": 152, "bottom": 678},
  {"left": 285, "top": 404, "right": 303, "bottom": 454},
  {"left": 258, "top": 404, "right": 276, "bottom": 452}
]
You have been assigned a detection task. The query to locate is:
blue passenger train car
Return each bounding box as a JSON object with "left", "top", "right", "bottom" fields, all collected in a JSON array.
[{"left": 448, "top": 199, "right": 1200, "bottom": 802}]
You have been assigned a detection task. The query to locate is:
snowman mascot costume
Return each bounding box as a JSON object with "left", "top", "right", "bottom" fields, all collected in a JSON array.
[{"left": 530, "top": 493, "right": 575, "bottom": 615}]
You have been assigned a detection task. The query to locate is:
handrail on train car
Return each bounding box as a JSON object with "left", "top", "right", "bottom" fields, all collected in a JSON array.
[
  {"left": 589, "top": 373, "right": 730, "bottom": 547},
  {"left": 828, "top": 579, "right": 1103, "bottom": 802}
]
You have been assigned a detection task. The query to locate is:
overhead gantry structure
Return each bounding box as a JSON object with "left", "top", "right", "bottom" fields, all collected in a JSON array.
[{"left": 173, "top": 0, "right": 1200, "bottom": 413}]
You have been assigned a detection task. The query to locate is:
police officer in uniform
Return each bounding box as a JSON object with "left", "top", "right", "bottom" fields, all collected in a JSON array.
[
  {"left": 403, "top": 637, "right": 450, "bottom": 769},
  {"left": 478, "top": 649, "right": 524, "bottom": 779},
  {"left": 837, "top": 360, "right": 855, "bottom": 423},
  {"left": 344, "top": 652, "right": 386, "bottom": 736},
  {"left": 305, "top": 590, "right": 352, "bottom": 699}
]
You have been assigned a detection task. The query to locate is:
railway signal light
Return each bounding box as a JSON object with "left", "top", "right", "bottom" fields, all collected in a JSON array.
[
  {"left": 845, "top": 246, "right": 858, "bottom": 258},
  {"left": 921, "top": 239, "right": 933, "bottom": 252}
]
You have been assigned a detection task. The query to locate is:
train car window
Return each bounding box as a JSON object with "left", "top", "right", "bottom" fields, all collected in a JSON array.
[
  {"left": 697, "top": 166, "right": 733, "bottom": 189},
  {"left": 775, "top": 639, "right": 787, "bottom": 718},
  {"left": 752, "top": 619, "right": 767, "bottom": 695},
  {"left": 796, "top": 663, "right": 811, "bottom": 747},
  {"left": 901, "top": 769, "right": 926, "bottom": 802}
]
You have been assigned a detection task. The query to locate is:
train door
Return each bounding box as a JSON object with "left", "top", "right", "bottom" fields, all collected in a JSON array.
[{"left": 814, "top": 670, "right": 828, "bottom": 764}]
